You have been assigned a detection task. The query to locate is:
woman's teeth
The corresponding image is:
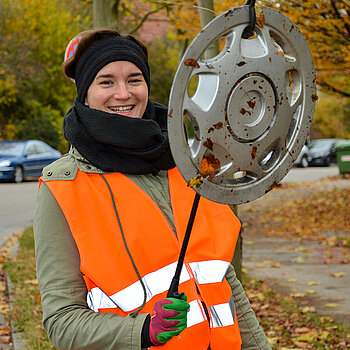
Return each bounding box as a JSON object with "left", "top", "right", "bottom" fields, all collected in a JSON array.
[{"left": 109, "top": 106, "right": 133, "bottom": 112}]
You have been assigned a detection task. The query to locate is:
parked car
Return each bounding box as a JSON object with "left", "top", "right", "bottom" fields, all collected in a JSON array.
[
  {"left": 0, "top": 140, "right": 61, "bottom": 183},
  {"left": 308, "top": 138, "right": 344, "bottom": 166},
  {"left": 294, "top": 144, "right": 310, "bottom": 168}
]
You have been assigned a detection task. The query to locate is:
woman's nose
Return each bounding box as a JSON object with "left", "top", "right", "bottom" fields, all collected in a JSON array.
[{"left": 113, "top": 83, "right": 131, "bottom": 100}]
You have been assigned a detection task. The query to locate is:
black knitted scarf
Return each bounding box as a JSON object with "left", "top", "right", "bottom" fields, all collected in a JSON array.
[{"left": 63, "top": 99, "right": 175, "bottom": 174}]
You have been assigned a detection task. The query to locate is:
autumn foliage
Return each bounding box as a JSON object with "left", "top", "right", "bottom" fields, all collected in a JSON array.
[{"left": 1, "top": 0, "right": 349, "bottom": 148}]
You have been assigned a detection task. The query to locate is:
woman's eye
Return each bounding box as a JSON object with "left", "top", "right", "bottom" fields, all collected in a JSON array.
[
  {"left": 100, "top": 80, "right": 113, "bottom": 85},
  {"left": 129, "top": 79, "right": 142, "bottom": 84}
]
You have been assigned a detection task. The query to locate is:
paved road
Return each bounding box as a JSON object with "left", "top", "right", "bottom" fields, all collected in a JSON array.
[
  {"left": 0, "top": 180, "right": 39, "bottom": 246},
  {"left": 282, "top": 164, "right": 340, "bottom": 183}
]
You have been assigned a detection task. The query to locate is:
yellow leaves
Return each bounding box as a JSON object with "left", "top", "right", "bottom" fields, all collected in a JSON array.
[
  {"left": 271, "top": 262, "right": 282, "bottom": 268},
  {"left": 290, "top": 289, "right": 317, "bottom": 298},
  {"left": 255, "top": 5, "right": 265, "bottom": 28},
  {"left": 301, "top": 306, "right": 316, "bottom": 313},
  {"left": 307, "top": 281, "right": 320, "bottom": 286},
  {"left": 253, "top": 260, "right": 282, "bottom": 268},
  {"left": 290, "top": 292, "right": 307, "bottom": 298},
  {"left": 24, "top": 279, "right": 39, "bottom": 285},
  {"left": 187, "top": 175, "right": 203, "bottom": 188},
  {"left": 292, "top": 328, "right": 318, "bottom": 342},
  {"left": 325, "top": 303, "right": 340, "bottom": 308},
  {"left": 306, "top": 289, "right": 317, "bottom": 295},
  {"left": 248, "top": 291, "right": 265, "bottom": 301},
  {"left": 0, "top": 304, "right": 9, "bottom": 314},
  {"left": 330, "top": 272, "right": 346, "bottom": 278},
  {"left": 324, "top": 236, "right": 338, "bottom": 247},
  {"left": 296, "top": 256, "right": 305, "bottom": 263}
]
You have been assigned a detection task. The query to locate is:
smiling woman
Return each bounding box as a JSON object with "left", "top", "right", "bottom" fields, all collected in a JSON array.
[{"left": 33, "top": 28, "right": 271, "bottom": 350}]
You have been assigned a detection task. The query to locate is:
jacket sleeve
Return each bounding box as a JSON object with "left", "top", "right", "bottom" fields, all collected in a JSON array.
[
  {"left": 34, "top": 182, "right": 148, "bottom": 350},
  {"left": 226, "top": 264, "right": 272, "bottom": 350}
]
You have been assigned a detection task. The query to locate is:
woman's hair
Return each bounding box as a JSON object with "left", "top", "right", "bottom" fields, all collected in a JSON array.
[{"left": 62, "top": 28, "right": 148, "bottom": 81}]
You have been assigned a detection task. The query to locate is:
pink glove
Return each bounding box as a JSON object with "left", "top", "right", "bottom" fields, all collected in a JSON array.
[{"left": 149, "top": 296, "right": 190, "bottom": 346}]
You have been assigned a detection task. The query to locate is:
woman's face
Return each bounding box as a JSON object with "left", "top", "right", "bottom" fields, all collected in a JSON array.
[{"left": 85, "top": 61, "right": 148, "bottom": 118}]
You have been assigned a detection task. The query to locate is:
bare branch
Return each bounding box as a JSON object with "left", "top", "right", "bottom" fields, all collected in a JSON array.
[
  {"left": 151, "top": 0, "right": 216, "bottom": 15},
  {"left": 319, "top": 80, "right": 350, "bottom": 98},
  {"left": 128, "top": 3, "right": 171, "bottom": 35}
]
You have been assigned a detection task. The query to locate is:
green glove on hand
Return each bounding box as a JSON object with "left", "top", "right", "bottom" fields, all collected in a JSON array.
[{"left": 149, "top": 294, "right": 190, "bottom": 346}]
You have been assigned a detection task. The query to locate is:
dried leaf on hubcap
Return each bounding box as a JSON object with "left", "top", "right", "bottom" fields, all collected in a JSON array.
[{"left": 200, "top": 154, "right": 221, "bottom": 180}]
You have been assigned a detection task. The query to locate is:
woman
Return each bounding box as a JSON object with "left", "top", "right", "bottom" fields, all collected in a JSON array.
[{"left": 34, "top": 28, "right": 272, "bottom": 350}]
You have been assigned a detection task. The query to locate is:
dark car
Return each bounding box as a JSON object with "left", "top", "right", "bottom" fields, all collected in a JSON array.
[
  {"left": 308, "top": 139, "right": 344, "bottom": 166},
  {"left": 0, "top": 140, "right": 61, "bottom": 183}
]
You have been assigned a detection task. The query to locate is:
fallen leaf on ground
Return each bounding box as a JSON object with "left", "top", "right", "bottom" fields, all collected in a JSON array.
[
  {"left": 296, "top": 256, "right": 305, "bottom": 263},
  {"left": 24, "top": 279, "right": 39, "bottom": 284},
  {"left": 330, "top": 272, "right": 346, "bottom": 278},
  {"left": 254, "top": 263, "right": 265, "bottom": 268},
  {"left": 325, "top": 303, "right": 340, "bottom": 308},
  {"left": 301, "top": 306, "right": 316, "bottom": 313},
  {"left": 307, "top": 281, "right": 320, "bottom": 286},
  {"left": 290, "top": 292, "right": 307, "bottom": 298},
  {"left": 306, "top": 289, "right": 317, "bottom": 294}
]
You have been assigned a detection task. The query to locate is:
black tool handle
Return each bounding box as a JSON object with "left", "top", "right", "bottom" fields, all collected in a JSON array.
[
  {"left": 242, "top": 0, "right": 256, "bottom": 39},
  {"left": 167, "top": 193, "right": 201, "bottom": 298}
]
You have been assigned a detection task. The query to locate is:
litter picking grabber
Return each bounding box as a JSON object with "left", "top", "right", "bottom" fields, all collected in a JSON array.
[
  {"left": 167, "top": 193, "right": 200, "bottom": 298},
  {"left": 166, "top": 3, "right": 317, "bottom": 297}
]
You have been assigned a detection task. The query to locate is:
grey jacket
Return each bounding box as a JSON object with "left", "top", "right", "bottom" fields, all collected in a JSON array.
[{"left": 33, "top": 148, "right": 272, "bottom": 349}]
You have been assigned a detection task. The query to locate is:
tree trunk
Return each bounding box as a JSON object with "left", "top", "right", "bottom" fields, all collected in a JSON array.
[
  {"left": 93, "top": 0, "right": 118, "bottom": 28},
  {"left": 197, "top": 0, "right": 219, "bottom": 58}
]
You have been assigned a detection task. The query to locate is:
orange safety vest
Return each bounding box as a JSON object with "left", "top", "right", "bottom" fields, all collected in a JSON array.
[{"left": 42, "top": 167, "right": 242, "bottom": 349}]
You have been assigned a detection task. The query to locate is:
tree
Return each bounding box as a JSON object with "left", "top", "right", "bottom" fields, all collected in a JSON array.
[
  {"left": 93, "top": 0, "right": 118, "bottom": 28},
  {"left": 0, "top": 0, "right": 91, "bottom": 151},
  {"left": 271, "top": 0, "right": 350, "bottom": 98}
]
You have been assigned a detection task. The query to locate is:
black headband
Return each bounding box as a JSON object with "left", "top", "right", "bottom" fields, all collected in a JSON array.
[{"left": 75, "top": 36, "right": 150, "bottom": 103}]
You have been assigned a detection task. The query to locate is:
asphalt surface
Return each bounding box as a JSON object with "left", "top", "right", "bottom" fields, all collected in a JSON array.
[
  {"left": 281, "top": 164, "right": 340, "bottom": 183},
  {"left": 0, "top": 181, "right": 38, "bottom": 246},
  {"left": 240, "top": 176, "right": 350, "bottom": 326}
]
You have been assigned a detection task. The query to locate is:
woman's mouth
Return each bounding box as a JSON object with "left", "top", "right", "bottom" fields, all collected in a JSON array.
[{"left": 108, "top": 105, "right": 134, "bottom": 113}]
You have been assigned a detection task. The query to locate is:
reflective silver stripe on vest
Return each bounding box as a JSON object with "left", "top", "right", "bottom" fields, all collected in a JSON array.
[
  {"left": 187, "top": 300, "right": 207, "bottom": 327},
  {"left": 189, "top": 260, "right": 230, "bottom": 284},
  {"left": 209, "top": 302, "right": 235, "bottom": 328},
  {"left": 88, "top": 286, "right": 117, "bottom": 312},
  {"left": 87, "top": 260, "right": 230, "bottom": 312}
]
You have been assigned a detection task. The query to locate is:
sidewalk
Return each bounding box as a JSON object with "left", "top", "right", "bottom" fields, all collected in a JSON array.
[{"left": 239, "top": 177, "right": 350, "bottom": 326}]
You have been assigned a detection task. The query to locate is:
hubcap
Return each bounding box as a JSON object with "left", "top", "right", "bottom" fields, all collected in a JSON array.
[{"left": 168, "top": 5, "right": 316, "bottom": 204}]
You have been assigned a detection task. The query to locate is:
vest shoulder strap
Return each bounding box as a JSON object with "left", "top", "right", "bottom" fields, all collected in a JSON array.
[{"left": 42, "top": 153, "right": 78, "bottom": 181}]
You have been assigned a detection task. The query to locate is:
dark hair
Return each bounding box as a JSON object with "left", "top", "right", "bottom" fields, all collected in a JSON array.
[{"left": 62, "top": 28, "right": 149, "bottom": 80}]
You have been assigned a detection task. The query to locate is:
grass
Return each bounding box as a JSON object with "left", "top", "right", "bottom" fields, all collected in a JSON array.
[
  {"left": 3, "top": 228, "right": 56, "bottom": 350},
  {"left": 3, "top": 228, "right": 350, "bottom": 349}
]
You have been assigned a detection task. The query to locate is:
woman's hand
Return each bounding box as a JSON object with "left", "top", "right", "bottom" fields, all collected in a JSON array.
[{"left": 149, "top": 295, "right": 190, "bottom": 346}]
